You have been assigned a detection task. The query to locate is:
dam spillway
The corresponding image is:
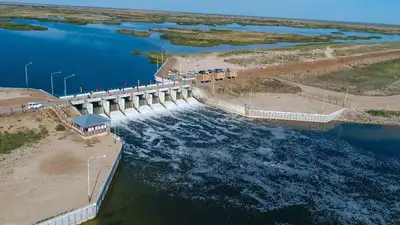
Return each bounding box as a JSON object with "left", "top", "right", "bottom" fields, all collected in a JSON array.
[{"left": 61, "top": 84, "right": 197, "bottom": 121}]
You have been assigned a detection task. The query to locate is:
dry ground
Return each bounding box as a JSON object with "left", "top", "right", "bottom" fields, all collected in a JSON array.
[
  {"left": 0, "top": 88, "right": 64, "bottom": 115},
  {"left": 0, "top": 111, "right": 121, "bottom": 225},
  {"left": 191, "top": 48, "right": 400, "bottom": 118},
  {"left": 172, "top": 43, "right": 400, "bottom": 74}
]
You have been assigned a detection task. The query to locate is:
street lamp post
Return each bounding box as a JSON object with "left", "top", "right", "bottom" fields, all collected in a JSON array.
[
  {"left": 87, "top": 155, "right": 107, "bottom": 202},
  {"left": 344, "top": 86, "right": 355, "bottom": 106},
  {"left": 64, "top": 74, "right": 75, "bottom": 96},
  {"left": 50, "top": 71, "right": 62, "bottom": 96},
  {"left": 25, "top": 62, "right": 32, "bottom": 87}
]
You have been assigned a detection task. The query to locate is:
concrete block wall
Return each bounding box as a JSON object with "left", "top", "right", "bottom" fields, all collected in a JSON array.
[
  {"left": 117, "top": 97, "right": 125, "bottom": 113},
  {"left": 102, "top": 100, "right": 110, "bottom": 116},
  {"left": 85, "top": 102, "right": 93, "bottom": 114},
  {"left": 146, "top": 93, "right": 153, "bottom": 105},
  {"left": 181, "top": 88, "right": 188, "bottom": 100},
  {"left": 132, "top": 95, "right": 140, "bottom": 109},
  {"left": 158, "top": 91, "right": 165, "bottom": 104},
  {"left": 170, "top": 90, "right": 177, "bottom": 102}
]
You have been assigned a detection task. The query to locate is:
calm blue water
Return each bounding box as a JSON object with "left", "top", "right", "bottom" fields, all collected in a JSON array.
[
  {"left": 88, "top": 106, "right": 400, "bottom": 225},
  {"left": 1, "top": 20, "right": 400, "bottom": 96}
]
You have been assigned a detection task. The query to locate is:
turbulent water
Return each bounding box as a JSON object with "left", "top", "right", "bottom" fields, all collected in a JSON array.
[{"left": 94, "top": 103, "right": 400, "bottom": 225}]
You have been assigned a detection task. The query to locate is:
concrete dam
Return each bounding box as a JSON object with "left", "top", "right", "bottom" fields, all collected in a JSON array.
[{"left": 60, "top": 84, "right": 197, "bottom": 119}]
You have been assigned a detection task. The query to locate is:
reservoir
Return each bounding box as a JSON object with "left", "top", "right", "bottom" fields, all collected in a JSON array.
[
  {"left": 86, "top": 105, "right": 399, "bottom": 225},
  {"left": 1, "top": 20, "right": 400, "bottom": 96}
]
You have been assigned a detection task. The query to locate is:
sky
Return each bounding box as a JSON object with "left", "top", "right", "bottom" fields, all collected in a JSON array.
[{"left": 8, "top": 0, "right": 400, "bottom": 25}]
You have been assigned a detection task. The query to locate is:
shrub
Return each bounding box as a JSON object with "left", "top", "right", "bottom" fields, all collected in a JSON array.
[
  {"left": 0, "top": 127, "right": 48, "bottom": 154},
  {"left": 55, "top": 124, "right": 66, "bottom": 131}
]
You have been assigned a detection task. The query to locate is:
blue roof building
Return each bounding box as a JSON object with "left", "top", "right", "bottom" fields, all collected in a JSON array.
[{"left": 71, "top": 114, "right": 110, "bottom": 129}]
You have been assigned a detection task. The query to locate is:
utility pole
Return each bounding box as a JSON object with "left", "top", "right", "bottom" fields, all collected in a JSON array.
[
  {"left": 344, "top": 86, "right": 352, "bottom": 106},
  {"left": 50, "top": 71, "right": 62, "bottom": 96},
  {"left": 249, "top": 87, "right": 254, "bottom": 109},
  {"left": 25, "top": 62, "right": 32, "bottom": 87},
  {"left": 64, "top": 74, "right": 75, "bottom": 96},
  {"left": 156, "top": 56, "right": 159, "bottom": 71},
  {"left": 212, "top": 77, "right": 215, "bottom": 95},
  {"left": 87, "top": 155, "right": 106, "bottom": 202}
]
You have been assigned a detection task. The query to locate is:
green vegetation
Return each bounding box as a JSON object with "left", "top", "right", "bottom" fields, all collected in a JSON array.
[
  {"left": 320, "top": 35, "right": 381, "bottom": 40},
  {"left": 131, "top": 50, "right": 142, "bottom": 55},
  {"left": 0, "top": 126, "right": 48, "bottom": 154},
  {"left": 145, "top": 52, "right": 168, "bottom": 64},
  {"left": 331, "top": 31, "right": 345, "bottom": 35},
  {"left": 116, "top": 29, "right": 150, "bottom": 37},
  {"left": 55, "top": 124, "right": 66, "bottom": 131},
  {"left": 213, "top": 78, "right": 301, "bottom": 97},
  {"left": 365, "top": 110, "right": 400, "bottom": 117},
  {"left": 333, "top": 42, "right": 400, "bottom": 56},
  {"left": 149, "top": 28, "right": 381, "bottom": 47},
  {"left": 101, "top": 20, "right": 121, "bottom": 25},
  {"left": 304, "top": 58, "right": 400, "bottom": 96},
  {"left": 0, "top": 20, "right": 48, "bottom": 31}
]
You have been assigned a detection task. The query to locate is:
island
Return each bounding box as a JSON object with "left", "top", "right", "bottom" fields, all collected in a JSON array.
[
  {"left": 0, "top": 20, "right": 48, "bottom": 31},
  {"left": 149, "top": 28, "right": 381, "bottom": 47},
  {"left": 116, "top": 29, "right": 150, "bottom": 37},
  {"left": 142, "top": 52, "right": 168, "bottom": 64},
  {"left": 331, "top": 31, "right": 345, "bottom": 35}
]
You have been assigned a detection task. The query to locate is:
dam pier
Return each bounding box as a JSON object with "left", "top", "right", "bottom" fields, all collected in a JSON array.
[{"left": 60, "top": 83, "right": 196, "bottom": 119}]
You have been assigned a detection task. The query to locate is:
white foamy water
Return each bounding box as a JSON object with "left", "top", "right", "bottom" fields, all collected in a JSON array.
[
  {"left": 164, "top": 101, "right": 178, "bottom": 110},
  {"left": 110, "top": 111, "right": 125, "bottom": 122},
  {"left": 175, "top": 99, "right": 187, "bottom": 106},
  {"left": 138, "top": 105, "right": 153, "bottom": 114},
  {"left": 151, "top": 103, "right": 166, "bottom": 111},
  {"left": 125, "top": 108, "right": 140, "bottom": 117},
  {"left": 117, "top": 106, "right": 400, "bottom": 225}
]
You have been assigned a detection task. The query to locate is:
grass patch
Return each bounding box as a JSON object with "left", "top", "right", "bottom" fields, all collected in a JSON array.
[
  {"left": 365, "top": 110, "right": 400, "bottom": 117},
  {"left": 150, "top": 28, "right": 379, "bottom": 47},
  {"left": 331, "top": 31, "right": 345, "bottom": 35},
  {"left": 214, "top": 78, "right": 301, "bottom": 97},
  {"left": 117, "top": 29, "right": 150, "bottom": 37},
  {"left": 0, "top": 20, "right": 48, "bottom": 31},
  {"left": 304, "top": 58, "right": 400, "bottom": 95},
  {"left": 145, "top": 52, "right": 168, "bottom": 64},
  {"left": 55, "top": 124, "right": 66, "bottom": 131},
  {"left": 0, "top": 126, "right": 48, "bottom": 154}
]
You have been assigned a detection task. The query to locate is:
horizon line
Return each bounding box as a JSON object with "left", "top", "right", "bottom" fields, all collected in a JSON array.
[{"left": 2, "top": 1, "right": 400, "bottom": 27}]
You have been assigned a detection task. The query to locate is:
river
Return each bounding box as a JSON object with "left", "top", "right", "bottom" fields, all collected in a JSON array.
[{"left": 85, "top": 104, "right": 400, "bottom": 225}]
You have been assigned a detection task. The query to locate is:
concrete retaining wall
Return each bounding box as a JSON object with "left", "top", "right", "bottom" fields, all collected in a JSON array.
[{"left": 35, "top": 145, "right": 122, "bottom": 225}]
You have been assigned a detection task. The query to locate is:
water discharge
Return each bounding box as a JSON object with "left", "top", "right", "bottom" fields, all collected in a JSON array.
[{"left": 98, "top": 103, "right": 399, "bottom": 225}]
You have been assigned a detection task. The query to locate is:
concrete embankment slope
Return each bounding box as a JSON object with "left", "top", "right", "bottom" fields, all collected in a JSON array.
[
  {"left": 192, "top": 87, "right": 245, "bottom": 116},
  {"left": 192, "top": 87, "right": 345, "bottom": 123}
]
